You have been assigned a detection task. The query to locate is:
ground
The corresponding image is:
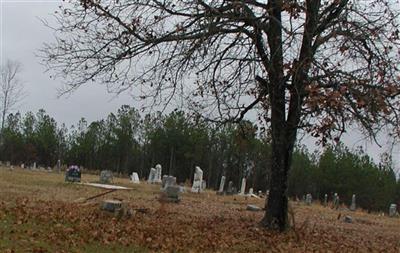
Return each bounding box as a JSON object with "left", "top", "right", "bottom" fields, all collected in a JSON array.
[{"left": 0, "top": 167, "right": 399, "bottom": 253}]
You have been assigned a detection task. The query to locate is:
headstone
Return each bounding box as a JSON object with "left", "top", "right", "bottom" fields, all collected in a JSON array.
[
  {"left": 226, "top": 181, "right": 234, "bottom": 195},
  {"left": 350, "top": 194, "right": 356, "bottom": 211},
  {"left": 101, "top": 199, "right": 122, "bottom": 212},
  {"left": 164, "top": 185, "right": 181, "bottom": 202},
  {"left": 323, "top": 194, "right": 328, "bottom": 207},
  {"left": 344, "top": 216, "right": 353, "bottom": 223},
  {"left": 239, "top": 178, "right": 246, "bottom": 195},
  {"left": 6, "top": 161, "right": 10, "bottom": 167},
  {"left": 130, "top": 172, "right": 140, "bottom": 183},
  {"left": 99, "top": 170, "right": 113, "bottom": 184},
  {"left": 65, "top": 165, "right": 81, "bottom": 182},
  {"left": 191, "top": 166, "right": 203, "bottom": 193},
  {"left": 333, "top": 193, "right": 340, "bottom": 209},
  {"left": 20, "top": 163, "right": 25, "bottom": 169},
  {"left": 33, "top": 162, "right": 37, "bottom": 170},
  {"left": 305, "top": 193, "right": 312, "bottom": 205},
  {"left": 155, "top": 164, "right": 162, "bottom": 183},
  {"left": 162, "top": 175, "right": 168, "bottom": 187},
  {"left": 231, "top": 186, "right": 238, "bottom": 194},
  {"left": 162, "top": 175, "right": 177, "bottom": 189},
  {"left": 218, "top": 176, "right": 226, "bottom": 193},
  {"left": 201, "top": 180, "right": 207, "bottom": 190},
  {"left": 389, "top": 204, "right": 397, "bottom": 217},
  {"left": 147, "top": 168, "right": 157, "bottom": 183},
  {"left": 248, "top": 188, "right": 254, "bottom": 196},
  {"left": 57, "top": 159, "right": 61, "bottom": 172}
]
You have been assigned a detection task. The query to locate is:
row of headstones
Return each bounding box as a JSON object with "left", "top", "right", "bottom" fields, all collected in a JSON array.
[
  {"left": 304, "top": 193, "right": 399, "bottom": 217},
  {"left": 1, "top": 160, "right": 63, "bottom": 171},
  {"left": 217, "top": 176, "right": 262, "bottom": 197},
  {"left": 142, "top": 165, "right": 207, "bottom": 193},
  {"left": 304, "top": 193, "right": 352, "bottom": 210}
]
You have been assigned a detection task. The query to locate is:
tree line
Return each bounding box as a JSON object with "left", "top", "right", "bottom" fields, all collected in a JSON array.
[{"left": 0, "top": 105, "right": 399, "bottom": 212}]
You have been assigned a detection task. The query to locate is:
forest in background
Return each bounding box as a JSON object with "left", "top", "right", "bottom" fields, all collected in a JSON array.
[{"left": 0, "top": 105, "right": 399, "bottom": 212}]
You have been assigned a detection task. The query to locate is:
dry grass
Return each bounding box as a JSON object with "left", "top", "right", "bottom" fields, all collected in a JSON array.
[{"left": 0, "top": 166, "right": 399, "bottom": 252}]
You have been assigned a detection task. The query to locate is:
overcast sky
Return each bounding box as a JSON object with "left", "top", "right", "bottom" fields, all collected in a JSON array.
[
  {"left": 1, "top": 0, "right": 399, "bottom": 170},
  {"left": 1, "top": 0, "right": 137, "bottom": 125}
]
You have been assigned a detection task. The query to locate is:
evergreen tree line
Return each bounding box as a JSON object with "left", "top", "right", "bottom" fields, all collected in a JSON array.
[{"left": 0, "top": 105, "right": 399, "bottom": 211}]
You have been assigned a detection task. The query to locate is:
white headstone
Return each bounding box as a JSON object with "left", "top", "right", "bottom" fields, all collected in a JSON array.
[
  {"left": 155, "top": 164, "right": 162, "bottom": 183},
  {"left": 130, "top": 172, "right": 140, "bottom": 183},
  {"left": 218, "top": 176, "right": 226, "bottom": 193},
  {"left": 306, "top": 193, "right": 312, "bottom": 205},
  {"left": 248, "top": 188, "right": 254, "bottom": 195},
  {"left": 239, "top": 178, "right": 246, "bottom": 195},
  {"left": 33, "top": 162, "right": 37, "bottom": 169},
  {"left": 191, "top": 166, "right": 203, "bottom": 193},
  {"left": 147, "top": 168, "right": 157, "bottom": 183}
]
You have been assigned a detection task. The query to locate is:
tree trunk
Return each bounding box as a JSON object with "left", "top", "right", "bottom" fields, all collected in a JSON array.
[{"left": 260, "top": 139, "right": 293, "bottom": 231}]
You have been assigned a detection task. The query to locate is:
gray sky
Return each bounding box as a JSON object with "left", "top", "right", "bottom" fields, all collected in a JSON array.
[
  {"left": 1, "top": 0, "right": 399, "bottom": 170},
  {"left": 1, "top": 0, "right": 136, "bottom": 126}
]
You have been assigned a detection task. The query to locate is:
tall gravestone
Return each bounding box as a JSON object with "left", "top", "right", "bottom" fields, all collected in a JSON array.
[
  {"left": 350, "top": 194, "right": 356, "bottom": 211},
  {"left": 239, "top": 178, "right": 246, "bottom": 195},
  {"left": 57, "top": 159, "right": 61, "bottom": 173},
  {"left": 227, "top": 181, "right": 234, "bottom": 195},
  {"left": 333, "top": 193, "right": 340, "bottom": 209},
  {"left": 218, "top": 176, "right": 226, "bottom": 193},
  {"left": 147, "top": 168, "right": 156, "bottom": 183},
  {"left": 191, "top": 166, "right": 203, "bottom": 193},
  {"left": 155, "top": 164, "right": 162, "bottom": 183}
]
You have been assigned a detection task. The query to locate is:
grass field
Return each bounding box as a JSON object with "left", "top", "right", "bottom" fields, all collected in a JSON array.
[{"left": 0, "top": 167, "right": 399, "bottom": 252}]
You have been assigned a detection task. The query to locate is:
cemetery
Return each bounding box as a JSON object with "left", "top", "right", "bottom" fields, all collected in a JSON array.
[
  {"left": 0, "top": 164, "right": 399, "bottom": 252},
  {"left": 3, "top": 0, "right": 400, "bottom": 251}
]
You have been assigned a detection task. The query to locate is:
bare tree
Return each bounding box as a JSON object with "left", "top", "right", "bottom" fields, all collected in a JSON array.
[
  {"left": 41, "top": 0, "right": 400, "bottom": 231},
  {"left": 0, "top": 60, "right": 24, "bottom": 131}
]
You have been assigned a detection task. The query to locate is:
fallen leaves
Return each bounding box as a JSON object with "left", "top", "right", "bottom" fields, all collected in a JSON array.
[{"left": 0, "top": 171, "right": 400, "bottom": 252}]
